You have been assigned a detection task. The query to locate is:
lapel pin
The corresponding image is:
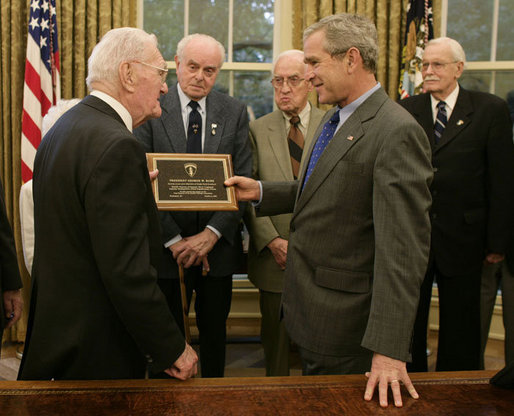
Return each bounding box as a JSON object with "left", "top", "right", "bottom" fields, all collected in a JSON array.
[
  {"left": 346, "top": 135, "right": 354, "bottom": 141},
  {"left": 456, "top": 120, "right": 464, "bottom": 126},
  {"left": 211, "top": 123, "right": 217, "bottom": 135}
]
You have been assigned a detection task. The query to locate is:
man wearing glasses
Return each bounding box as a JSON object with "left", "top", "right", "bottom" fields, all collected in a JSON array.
[
  {"left": 244, "top": 50, "right": 324, "bottom": 376},
  {"left": 400, "top": 37, "right": 514, "bottom": 372},
  {"left": 19, "top": 28, "right": 198, "bottom": 380},
  {"left": 135, "top": 33, "right": 251, "bottom": 378}
]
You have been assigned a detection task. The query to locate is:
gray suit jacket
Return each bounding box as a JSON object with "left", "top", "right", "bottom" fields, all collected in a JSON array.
[
  {"left": 259, "top": 88, "right": 433, "bottom": 362},
  {"left": 135, "top": 84, "right": 252, "bottom": 278},
  {"left": 245, "top": 106, "right": 325, "bottom": 292}
]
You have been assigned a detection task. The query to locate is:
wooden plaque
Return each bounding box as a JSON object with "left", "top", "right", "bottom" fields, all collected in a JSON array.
[{"left": 147, "top": 153, "right": 238, "bottom": 211}]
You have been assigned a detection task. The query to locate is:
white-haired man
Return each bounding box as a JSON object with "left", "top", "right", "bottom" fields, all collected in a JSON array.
[
  {"left": 135, "top": 33, "right": 251, "bottom": 378},
  {"left": 399, "top": 37, "right": 514, "bottom": 372},
  {"left": 244, "top": 50, "right": 324, "bottom": 376},
  {"left": 18, "top": 27, "right": 198, "bottom": 380}
]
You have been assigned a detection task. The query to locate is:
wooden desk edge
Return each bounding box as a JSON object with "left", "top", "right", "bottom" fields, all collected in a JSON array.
[{"left": 0, "top": 370, "right": 498, "bottom": 393}]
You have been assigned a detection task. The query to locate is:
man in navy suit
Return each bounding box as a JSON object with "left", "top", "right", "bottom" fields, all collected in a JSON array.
[
  {"left": 399, "top": 37, "right": 514, "bottom": 372},
  {"left": 135, "top": 34, "right": 252, "bottom": 378}
]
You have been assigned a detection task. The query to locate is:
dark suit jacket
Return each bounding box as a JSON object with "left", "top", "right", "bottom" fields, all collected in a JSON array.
[
  {"left": 399, "top": 86, "right": 514, "bottom": 276},
  {"left": 0, "top": 180, "right": 23, "bottom": 333},
  {"left": 134, "top": 84, "right": 252, "bottom": 278},
  {"left": 19, "top": 96, "right": 185, "bottom": 380},
  {"left": 259, "top": 88, "right": 433, "bottom": 362}
]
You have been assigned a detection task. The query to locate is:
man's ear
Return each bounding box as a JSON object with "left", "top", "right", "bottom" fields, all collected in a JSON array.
[
  {"left": 346, "top": 47, "right": 361, "bottom": 73},
  {"left": 119, "top": 62, "right": 136, "bottom": 92}
]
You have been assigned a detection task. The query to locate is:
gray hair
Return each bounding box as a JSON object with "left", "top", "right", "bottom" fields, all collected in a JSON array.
[
  {"left": 426, "top": 37, "right": 466, "bottom": 64},
  {"left": 42, "top": 99, "right": 82, "bottom": 136},
  {"left": 272, "top": 49, "right": 305, "bottom": 73},
  {"left": 303, "top": 13, "right": 378, "bottom": 73},
  {"left": 176, "top": 34, "right": 225, "bottom": 68},
  {"left": 86, "top": 27, "right": 158, "bottom": 90}
]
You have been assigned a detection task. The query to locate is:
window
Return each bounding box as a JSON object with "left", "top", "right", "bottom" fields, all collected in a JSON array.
[
  {"left": 442, "top": 0, "right": 514, "bottom": 105},
  {"left": 139, "top": 0, "right": 291, "bottom": 119}
]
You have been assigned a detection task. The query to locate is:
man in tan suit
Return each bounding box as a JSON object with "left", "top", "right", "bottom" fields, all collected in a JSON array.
[
  {"left": 227, "top": 13, "right": 432, "bottom": 407},
  {"left": 245, "top": 50, "right": 324, "bottom": 376}
]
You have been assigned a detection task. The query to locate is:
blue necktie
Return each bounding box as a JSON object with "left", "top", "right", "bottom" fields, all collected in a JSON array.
[
  {"left": 434, "top": 101, "right": 447, "bottom": 144},
  {"left": 187, "top": 101, "right": 202, "bottom": 153},
  {"left": 302, "top": 109, "right": 340, "bottom": 189}
]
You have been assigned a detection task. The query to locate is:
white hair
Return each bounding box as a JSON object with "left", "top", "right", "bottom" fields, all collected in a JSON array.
[
  {"left": 272, "top": 49, "right": 305, "bottom": 73},
  {"left": 42, "top": 98, "right": 81, "bottom": 136},
  {"left": 426, "top": 37, "right": 466, "bottom": 64},
  {"left": 86, "top": 27, "right": 158, "bottom": 90},
  {"left": 176, "top": 34, "right": 225, "bottom": 67}
]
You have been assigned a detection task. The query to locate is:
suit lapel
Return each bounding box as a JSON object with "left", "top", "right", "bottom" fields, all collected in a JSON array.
[
  {"left": 409, "top": 94, "right": 435, "bottom": 149},
  {"left": 204, "top": 93, "right": 224, "bottom": 154},
  {"left": 435, "top": 87, "right": 473, "bottom": 154},
  {"left": 159, "top": 85, "right": 187, "bottom": 153},
  {"left": 294, "top": 89, "right": 387, "bottom": 216},
  {"left": 266, "top": 111, "right": 293, "bottom": 180}
]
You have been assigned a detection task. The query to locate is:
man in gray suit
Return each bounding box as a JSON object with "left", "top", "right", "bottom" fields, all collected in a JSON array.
[
  {"left": 135, "top": 34, "right": 252, "bottom": 378},
  {"left": 226, "top": 13, "right": 432, "bottom": 407},
  {"left": 245, "top": 50, "right": 324, "bottom": 376}
]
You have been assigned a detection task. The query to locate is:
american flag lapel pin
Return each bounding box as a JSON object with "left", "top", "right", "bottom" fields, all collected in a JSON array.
[
  {"left": 456, "top": 120, "right": 464, "bottom": 126},
  {"left": 347, "top": 135, "right": 354, "bottom": 141},
  {"left": 211, "top": 123, "right": 217, "bottom": 135}
]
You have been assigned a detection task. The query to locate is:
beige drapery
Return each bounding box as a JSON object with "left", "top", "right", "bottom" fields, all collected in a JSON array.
[
  {"left": 292, "top": 0, "right": 441, "bottom": 101},
  {"left": 0, "top": 0, "right": 136, "bottom": 343}
]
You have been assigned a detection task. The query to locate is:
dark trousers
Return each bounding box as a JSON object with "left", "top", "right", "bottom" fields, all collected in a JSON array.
[
  {"left": 408, "top": 260, "right": 482, "bottom": 372},
  {"left": 158, "top": 268, "right": 232, "bottom": 378}
]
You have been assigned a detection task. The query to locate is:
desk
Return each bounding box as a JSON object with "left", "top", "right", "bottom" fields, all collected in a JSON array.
[{"left": 0, "top": 371, "right": 512, "bottom": 415}]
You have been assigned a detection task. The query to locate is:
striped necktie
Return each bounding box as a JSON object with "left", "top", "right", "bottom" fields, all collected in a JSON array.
[
  {"left": 302, "top": 109, "right": 340, "bottom": 189},
  {"left": 434, "top": 101, "right": 447, "bottom": 144},
  {"left": 288, "top": 115, "right": 304, "bottom": 179}
]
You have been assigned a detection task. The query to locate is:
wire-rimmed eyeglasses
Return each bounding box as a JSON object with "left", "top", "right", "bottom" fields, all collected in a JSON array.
[{"left": 134, "top": 61, "right": 169, "bottom": 83}]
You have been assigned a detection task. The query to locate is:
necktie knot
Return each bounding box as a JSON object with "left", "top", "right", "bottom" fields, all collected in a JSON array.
[
  {"left": 437, "top": 101, "right": 446, "bottom": 111},
  {"left": 290, "top": 115, "right": 300, "bottom": 126},
  {"left": 329, "top": 109, "right": 340, "bottom": 124},
  {"left": 189, "top": 100, "right": 199, "bottom": 111}
]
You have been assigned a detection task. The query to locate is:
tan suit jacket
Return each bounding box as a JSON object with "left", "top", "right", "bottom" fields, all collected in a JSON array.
[{"left": 245, "top": 106, "right": 325, "bottom": 292}]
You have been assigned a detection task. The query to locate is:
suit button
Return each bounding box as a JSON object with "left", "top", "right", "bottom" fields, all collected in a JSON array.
[
  {"left": 432, "top": 213, "right": 437, "bottom": 220},
  {"left": 433, "top": 167, "right": 438, "bottom": 173}
]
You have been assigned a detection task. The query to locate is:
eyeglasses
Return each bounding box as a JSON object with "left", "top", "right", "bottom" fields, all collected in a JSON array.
[
  {"left": 421, "top": 61, "right": 458, "bottom": 71},
  {"left": 134, "top": 61, "right": 169, "bottom": 83},
  {"left": 271, "top": 76, "right": 305, "bottom": 89}
]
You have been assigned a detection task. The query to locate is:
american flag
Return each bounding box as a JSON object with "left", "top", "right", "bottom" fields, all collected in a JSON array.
[
  {"left": 21, "top": 0, "right": 60, "bottom": 183},
  {"left": 398, "top": 0, "right": 433, "bottom": 99}
]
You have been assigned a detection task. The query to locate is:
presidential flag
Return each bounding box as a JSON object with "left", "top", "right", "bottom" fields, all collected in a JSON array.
[
  {"left": 21, "top": 0, "right": 60, "bottom": 183},
  {"left": 399, "top": 0, "right": 433, "bottom": 99}
]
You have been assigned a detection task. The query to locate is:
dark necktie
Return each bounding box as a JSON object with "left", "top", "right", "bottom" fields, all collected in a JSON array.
[
  {"left": 434, "top": 101, "right": 447, "bottom": 144},
  {"left": 302, "top": 109, "right": 340, "bottom": 189},
  {"left": 288, "top": 115, "right": 304, "bottom": 179},
  {"left": 187, "top": 100, "right": 202, "bottom": 153}
]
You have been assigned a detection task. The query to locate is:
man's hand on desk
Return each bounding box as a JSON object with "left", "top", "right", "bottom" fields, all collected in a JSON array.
[
  {"left": 364, "top": 352, "right": 419, "bottom": 408},
  {"left": 224, "top": 176, "right": 260, "bottom": 201},
  {"left": 164, "top": 343, "right": 198, "bottom": 380}
]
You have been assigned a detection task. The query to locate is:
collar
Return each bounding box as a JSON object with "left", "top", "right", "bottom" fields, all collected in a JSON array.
[
  {"left": 90, "top": 90, "right": 133, "bottom": 132},
  {"left": 430, "top": 83, "right": 459, "bottom": 115},
  {"left": 282, "top": 102, "right": 311, "bottom": 128},
  {"left": 177, "top": 83, "right": 207, "bottom": 114}
]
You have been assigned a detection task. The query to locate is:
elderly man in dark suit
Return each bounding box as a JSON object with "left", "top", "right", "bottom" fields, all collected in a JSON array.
[
  {"left": 399, "top": 37, "right": 514, "bottom": 373},
  {"left": 0, "top": 179, "right": 23, "bottom": 345},
  {"left": 135, "top": 33, "right": 252, "bottom": 378},
  {"left": 245, "top": 49, "right": 324, "bottom": 376},
  {"left": 18, "top": 27, "right": 198, "bottom": 381},
  {"left": 227, "top": 13, "right": 433, "bottom": 407}
]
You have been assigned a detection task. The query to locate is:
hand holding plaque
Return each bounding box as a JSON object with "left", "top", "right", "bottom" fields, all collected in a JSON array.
[{"left": 146, "top": 153, "right": 238, "bottom": 211}]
